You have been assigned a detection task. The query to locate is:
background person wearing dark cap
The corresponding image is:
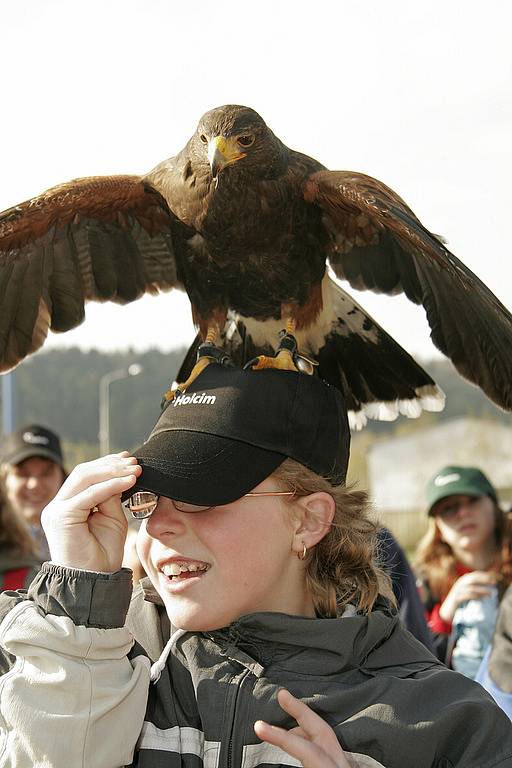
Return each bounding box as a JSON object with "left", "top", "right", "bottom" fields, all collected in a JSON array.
[
  {"left": 414, "top": 465, "right": 512, "bottom": 676},
  {"left": 0, "top": 368, "right": 510, "bottom": 768},
  {"left": 0, "top": 425, "right": 67, "bottom": 561}
]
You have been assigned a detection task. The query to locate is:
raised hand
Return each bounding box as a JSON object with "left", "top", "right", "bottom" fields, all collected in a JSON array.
[
  {"left": 254, "top": 689, "right": 350, "bottom": 768},
  {"left": 41, "top": 452, "right": 141, "bottom": 572},
  {"left": 439, "top": 570, "right": 497, "bottom": 623}
]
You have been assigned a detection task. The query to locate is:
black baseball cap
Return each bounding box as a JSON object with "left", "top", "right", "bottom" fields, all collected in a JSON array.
[
  {"left": 1, "top": 424, "right": 64, "bottom": 468},
  {"left": 124, "top": 365, "right": 350, "bottom": 506}
]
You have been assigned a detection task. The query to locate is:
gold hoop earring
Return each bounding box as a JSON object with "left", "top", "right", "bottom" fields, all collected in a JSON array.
[{"left": 297, "top": 542, "right": 307, "bottom": 561}]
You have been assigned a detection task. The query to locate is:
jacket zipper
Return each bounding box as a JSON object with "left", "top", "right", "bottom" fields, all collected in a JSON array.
[
  {"left": 226, "top": 667, "right": 248, "bottom": 768},
  {"left": 225, "top": 666, "right": 258, "bottom": 768}
]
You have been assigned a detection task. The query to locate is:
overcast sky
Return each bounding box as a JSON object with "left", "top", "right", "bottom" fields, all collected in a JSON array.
[{"left": 2, "top": 0, "right": 511, "bottom": 364}]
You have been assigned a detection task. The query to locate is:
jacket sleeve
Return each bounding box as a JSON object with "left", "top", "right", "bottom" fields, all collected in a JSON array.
[{"left": 0, "top": 563, "right": 151, "bottom": 768}]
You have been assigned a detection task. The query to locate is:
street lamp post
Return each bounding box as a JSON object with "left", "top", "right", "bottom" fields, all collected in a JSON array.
[
  {"left": 98, "top": 364, "right": 143, "bottom": 455},
  {"left": 1, "top": 372, "right": 15, "bottom": 436}
]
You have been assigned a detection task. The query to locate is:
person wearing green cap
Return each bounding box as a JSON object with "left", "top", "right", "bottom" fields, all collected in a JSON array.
[{"left": 415, "top": 465, "right": 512, "bottom": 676}]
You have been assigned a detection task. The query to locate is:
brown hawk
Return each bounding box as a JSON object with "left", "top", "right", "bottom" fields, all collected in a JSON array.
[{"left": 2, "top": 104, "right": 511, "bottom": 427}]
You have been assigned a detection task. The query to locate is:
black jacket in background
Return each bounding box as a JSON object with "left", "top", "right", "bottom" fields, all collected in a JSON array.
[{"left": 378, "top": 528, "right": 435, "bottom": 654}]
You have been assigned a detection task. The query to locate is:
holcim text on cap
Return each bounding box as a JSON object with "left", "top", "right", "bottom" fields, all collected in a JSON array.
[{"left": 172, "top": 392, "right": 217, "bottom": 407}]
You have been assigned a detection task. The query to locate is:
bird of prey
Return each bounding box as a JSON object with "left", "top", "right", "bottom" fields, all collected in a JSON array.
[{"left": 1, "top": 104, "right": 511, "bottom": 428}]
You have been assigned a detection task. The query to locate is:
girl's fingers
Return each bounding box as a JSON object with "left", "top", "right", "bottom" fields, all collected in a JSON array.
[
  {"left": 254, "top": 720, "right": 307, "bottom": 741},
  {"left": 57, "top": 456, "right": 140, "bottom": 501},
  {"left": 276, "top": 689, "right": 335, "bottom": 744},
  {"left": 60, "top": 474, "right": 139, "bottom": 515},
  {"left": 253, "top": 720, "right": 299, "bottom": 751},
  {"left": 253, "top": 721, "right": 327, "bottom": 766},
  {"left": 254, "top": 692, "right": 349, "bottom": 767},
  {"left": 286, "top": 726, "right": 307, "bottom": 739},
  {"left": 253, "top": 721, "right": 343, "bottom": 768},
  {"left": 463, "top": 587, "right": 494, "bottom": 600},
  {"left": 462, "top": 571, "right": 496, "bottom": 585}
]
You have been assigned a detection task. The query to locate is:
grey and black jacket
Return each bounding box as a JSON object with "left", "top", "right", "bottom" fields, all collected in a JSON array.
[{"left": 0, "top": 563, "right": 511, "bottom": 768}]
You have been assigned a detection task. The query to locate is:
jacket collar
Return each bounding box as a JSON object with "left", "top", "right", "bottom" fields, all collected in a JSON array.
[{"left": 140, "top": 578, "right": 437, "bottom": 675}]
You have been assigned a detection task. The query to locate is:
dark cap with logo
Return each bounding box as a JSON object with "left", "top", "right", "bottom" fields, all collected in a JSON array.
[
  {"left": 426, "top": 465, "right": 497, "bottom": 515},
  {"left": 1, "top": 425, "right": 64, "bottom": 468},
  {"left": 125, "top": 364, "right": 350, "bottom": 506}
]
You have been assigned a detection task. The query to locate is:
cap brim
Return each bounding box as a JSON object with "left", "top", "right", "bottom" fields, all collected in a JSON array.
[
  {"left": 5, "top": 447, "right": 63, "bottom": 467},
  {"left": 428, "top": 489, "right": 486, "bottom": 515},
  {"left": 123, "top": 430, "right": 287, "bottom": 506}
]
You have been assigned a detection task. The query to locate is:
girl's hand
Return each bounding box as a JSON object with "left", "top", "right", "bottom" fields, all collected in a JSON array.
[
  {"left": 254, "top": 689, "right": 350, "bottom": 768},
  {"left": 439, "top": 570, "right": 497, "bottom": 623},
  {"left": 41, "top": 452, "right": 141, "bottom": 573}
]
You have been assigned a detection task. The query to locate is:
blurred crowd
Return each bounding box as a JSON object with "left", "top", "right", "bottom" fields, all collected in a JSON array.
[{"left": 0, "top": 422, "right": 511, "bottom": 718}]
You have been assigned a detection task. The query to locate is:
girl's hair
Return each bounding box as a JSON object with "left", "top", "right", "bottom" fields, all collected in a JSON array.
[
  {"left": 0, "top": 475, "right": 37, "bottom": 558},
  {"left": 414, "top": 500, "right": 512, "bottom": 600},
  {"left": 272, "top": 458, "right": 393, "bottom": 616}
]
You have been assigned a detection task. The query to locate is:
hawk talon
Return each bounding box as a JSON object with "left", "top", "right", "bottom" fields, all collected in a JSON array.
[
  {"left": 276, "top": 331, "right": 298, "bottom": 355},
  {"left": 245, "top": 331, "right": 318, "bottom": 375},
  {"left": 162, "top": 343, "right": 233, "bottom": 407},
  {"left": 277, "top": 332, "right": 319, "bottom": 374},
  {"left": 294, "top": 353, "right": 319, "bottom": 376},
  {"left": 247, "top": 348, "right": 299, "bottom": 372},
  {"left": 196, "top": 342, "right": 233, "bottom": 367}
]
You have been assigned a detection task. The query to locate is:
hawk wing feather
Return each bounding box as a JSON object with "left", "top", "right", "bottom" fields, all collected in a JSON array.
[
  {"left": 0, "top": 176, "right": 180, "bottom": 372},
  {"left": 305, "top": 170, "right": 512, "bottom": 409},
  {"left": 416, "top": 259, "right": 512, "bottom": 408}
]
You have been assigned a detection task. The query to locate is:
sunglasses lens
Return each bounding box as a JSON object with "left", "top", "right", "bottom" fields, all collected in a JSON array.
[{"left": 126, "top": 491, "right": 159, "bottom": 519}]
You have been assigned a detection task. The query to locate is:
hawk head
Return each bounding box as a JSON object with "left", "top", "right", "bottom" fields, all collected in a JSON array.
[{"left": 192, "top": 105, "right": 286, "bottom": 180}]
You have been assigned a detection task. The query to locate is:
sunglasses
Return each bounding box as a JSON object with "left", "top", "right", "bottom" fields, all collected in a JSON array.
[{"left": 124, "top": 490, "right": 295, "bottom": 519}]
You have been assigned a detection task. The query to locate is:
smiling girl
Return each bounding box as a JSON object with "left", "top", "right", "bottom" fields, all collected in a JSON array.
[{"left": 0, "top": 367, "right": 510, "bottom": 768}]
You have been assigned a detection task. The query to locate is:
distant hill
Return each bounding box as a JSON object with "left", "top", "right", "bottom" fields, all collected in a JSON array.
[{"left": 2, "top": 348, "right": 511, "bottom": 468}]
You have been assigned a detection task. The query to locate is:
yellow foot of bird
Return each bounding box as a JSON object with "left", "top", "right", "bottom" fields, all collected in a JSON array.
[
  {"left": 249, "top": 349, "right": 299, "bottom": 372},
  {"left": 163, "top": 356, "right": 214, "bottom": 402}
]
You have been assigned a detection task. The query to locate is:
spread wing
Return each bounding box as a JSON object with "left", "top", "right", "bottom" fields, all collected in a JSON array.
[
  {"left": 0, "top": 175, "right": 181, "bottom": 372},
  {"left": 304, "top": 170, "right": 512, "bottom": 410}
]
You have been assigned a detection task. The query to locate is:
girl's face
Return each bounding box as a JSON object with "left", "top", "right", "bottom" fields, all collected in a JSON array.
[
  {"left": 137, "top": 477, "right": 314, "bottom": 631},
  {"left": 4, "top": 457, "right": 64, "bottom": 527},
  {"left": 433, "top": 494, "right": 497, "bottom": 555}
]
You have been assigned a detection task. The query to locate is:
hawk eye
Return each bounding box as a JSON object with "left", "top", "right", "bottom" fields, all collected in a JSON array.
[
  {"left": 237, "top": 135, "right": 255, "bottom": 148},
  {"left": 199, "top": 134, "right": 208, "bottom": 143}
]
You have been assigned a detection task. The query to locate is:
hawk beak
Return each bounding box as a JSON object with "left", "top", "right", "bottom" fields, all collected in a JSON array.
[{"left": 207, "top": 136, "right": 246, "bottom": 178}]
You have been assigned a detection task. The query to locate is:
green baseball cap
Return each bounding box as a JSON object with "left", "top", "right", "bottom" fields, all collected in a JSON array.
[{"left": 426, "top": 465, "right": 497, "bottom": 515}]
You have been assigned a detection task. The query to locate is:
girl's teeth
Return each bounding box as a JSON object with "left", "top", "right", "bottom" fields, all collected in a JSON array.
[{"left": 162, "top": 562, "right": 208, "bottom": 577}]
